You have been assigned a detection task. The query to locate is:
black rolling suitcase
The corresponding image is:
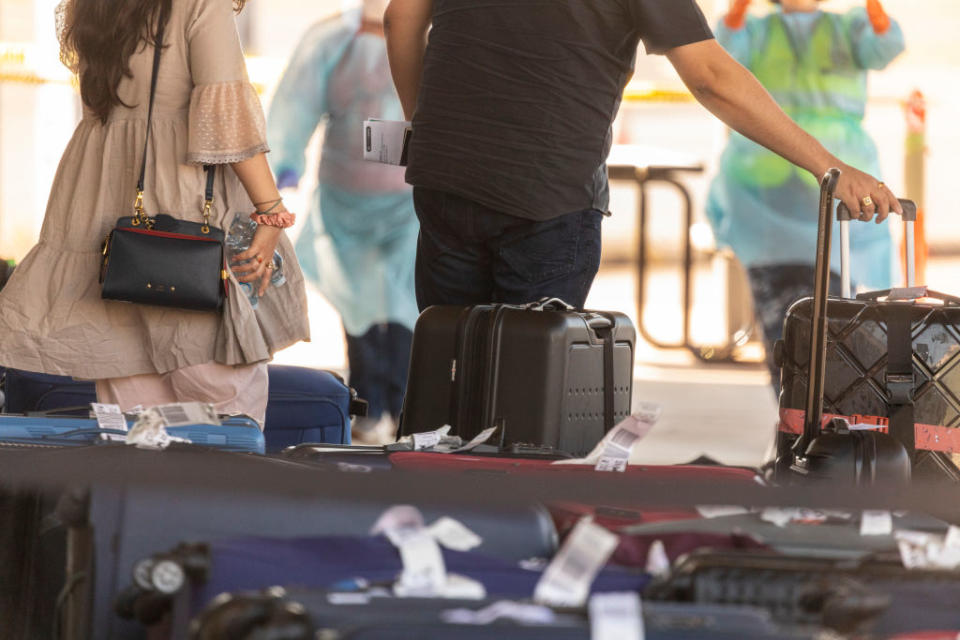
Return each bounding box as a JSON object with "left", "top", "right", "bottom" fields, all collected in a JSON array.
[
  {"left": 185, "top": 588, "right": 823, "bottom": 640},
  {"left": 774, "top": 169, "right": 960, "bottom": 481},
  {"left": 399, "top": 299, "right": 635, "bottom": 456}
]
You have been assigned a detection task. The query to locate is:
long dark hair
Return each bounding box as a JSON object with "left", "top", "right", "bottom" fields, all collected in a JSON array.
[{"left": 59, "top": 0, "right": 247, "bottom": 124}]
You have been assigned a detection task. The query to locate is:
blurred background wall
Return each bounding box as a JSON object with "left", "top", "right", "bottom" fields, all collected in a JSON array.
[{"left": 0, "top": 0, "right": 957, "bottom": 368}]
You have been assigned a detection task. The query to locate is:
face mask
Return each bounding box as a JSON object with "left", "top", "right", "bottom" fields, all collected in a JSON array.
[{"left": 362, "top": 0, "right": 390, "bottom": 22}]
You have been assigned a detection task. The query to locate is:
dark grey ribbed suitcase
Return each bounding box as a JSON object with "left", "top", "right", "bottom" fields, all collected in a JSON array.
[
  {"left": 399, "top": 299, "right": 635, "bottom": 456},
  {"left": 186, "top": 588, "right": 821, "bottom": 640}
]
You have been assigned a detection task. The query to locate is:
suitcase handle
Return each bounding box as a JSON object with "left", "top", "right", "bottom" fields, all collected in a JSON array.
[
  {"left": 798, "top": 168, "right": 842, "bottom": 453},
  {"left": 856, "top": 287, "right": 960, "bottom": 306},
  {"left": 525, "top": 298, "right": 574, "bottom": 312},
  {"left": 836, "top": 199, "right": 918, "bottom": 297}
]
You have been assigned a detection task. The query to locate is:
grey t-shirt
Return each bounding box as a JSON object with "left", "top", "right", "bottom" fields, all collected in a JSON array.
[{"left": 405, "top": 0, "right": 714, "bottom": 221}]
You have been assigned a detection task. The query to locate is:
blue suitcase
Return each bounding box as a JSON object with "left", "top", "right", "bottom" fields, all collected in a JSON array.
[
  {"left": 0, "top": 414, "right": 266, "bottom": 453},
  {"left": 122, "top": 534, "right": 647, "bottom": 630},
  {"left": 32, "top": 445, "right": 557, "bottom": 640},
  {"left": 1, "top": 368, "right": 96, "bottom": 414},
  {"left": 1, "top": 366, "right": 359, "bottom": 451},
  {"left": 263, "top": 365, "right": 359, "bottom": 451}
]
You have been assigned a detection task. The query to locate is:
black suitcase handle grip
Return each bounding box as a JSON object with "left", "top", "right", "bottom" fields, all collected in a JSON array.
[
  {"left": 526, "top": 298, "right": 574, "bottom": 312},
  {"left": 837, "top": 199, "right": 917, "bottom": 222},
  {"left": 856, "top": 287, "right": 960, "bottom": 306}
]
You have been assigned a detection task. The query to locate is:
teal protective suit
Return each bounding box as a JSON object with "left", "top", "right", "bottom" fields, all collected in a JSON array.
[
  {"left": 707, "top": 8, "right": 905, "bottom": 290},
  {"left": 268, "top": 10, "right": 419, "bottom": 336}
]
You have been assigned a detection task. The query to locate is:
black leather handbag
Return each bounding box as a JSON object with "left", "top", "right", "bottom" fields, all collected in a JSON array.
[{"left": 100, "top": 15, "right": 228, "bottom": 312}]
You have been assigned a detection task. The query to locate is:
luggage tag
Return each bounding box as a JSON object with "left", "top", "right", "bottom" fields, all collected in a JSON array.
[
  {"left": 371, "top": 506, "right": 486, "bottom": 599},
  {"left": 126, "top": 408, "right": 191, "bottom": 450},
  {"left": 553, "top": 404, "right": 661, "bottom": 470},
  {"left": 91, "top": 403, "right": 127, "bottom": 433},
  {"left": 447, "top": 426, "right": 498, "bottom": 453},
  {"left": 533, "top": 516, "right": 619, "bottom": 608},
  {"left": 154, "top": 402, "right": 221, "bottom": 427},
  {"left": 644, "top": 540, "right": 670, "bottom": 578},
  {"left": 896, "top": 530, "right": 960, "bottom": 570},
  {"left": 411, "top": 425, "right": 452, "bottom": 450},
  {"left": 860, "top": 510, "right": 894, "bottom": 536},
  {"left": 589, "top": 592, "right": 645, "bottom": 640},
  {"left": 441, "top": 600, "right": 557, "bottom": 626},
  {"left": 426, "top": 517, "right": 483, "bottom": 552}
]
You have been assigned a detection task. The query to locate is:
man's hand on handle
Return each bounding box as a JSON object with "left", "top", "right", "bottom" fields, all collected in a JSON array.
[
  {"left": 666, "top": 39, "right": 903, "bottom": 225},
  {"left": 833, "top": 162, "right": 902, "bottom": 224}
]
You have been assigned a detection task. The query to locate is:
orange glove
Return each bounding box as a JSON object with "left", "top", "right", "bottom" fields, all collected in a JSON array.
[
  {"left": 724, "top": 0, "right": 751, "bottom": 30},
  {"left": 866, "top": 0, "right": 891, "bottom": 34}
]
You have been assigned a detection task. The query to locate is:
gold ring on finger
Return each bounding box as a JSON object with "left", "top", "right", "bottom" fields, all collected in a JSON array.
[
  {"left": 861, "top": 196, "right": 874, "bottom": 208},
  {"left": 265, "top": 263, "right": 275, "bottom": 270},
  {"left": 878, "top": 182, "right": 886, "bottom": 190}
]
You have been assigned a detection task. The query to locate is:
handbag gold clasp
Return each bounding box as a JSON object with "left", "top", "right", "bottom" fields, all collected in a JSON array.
[
  {"left": 201, "top": 197, "right": 213, "bottom": 234},
  {"left": 132, "top": 190, "right": 145, "bottom": 226}
]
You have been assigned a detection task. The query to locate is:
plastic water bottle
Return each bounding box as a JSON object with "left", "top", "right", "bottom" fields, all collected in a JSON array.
[
  {"left": 225, "top": 213, "right": 260, "bottom": 309},
  {"left": 225, "top": 214, "right": 287, "bottom": 309}
]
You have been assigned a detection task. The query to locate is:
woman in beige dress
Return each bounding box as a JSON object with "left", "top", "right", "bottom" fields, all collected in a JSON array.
[{"left": 0, "top": 0, "right": 310, "bottom": 425}]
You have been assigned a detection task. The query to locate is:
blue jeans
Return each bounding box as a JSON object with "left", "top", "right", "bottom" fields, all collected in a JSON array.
[
  {"left": 413, "top": 187, "right": 603, "bottom": 310},
  {"left": 345, "top": 322, "right": 412, "bottom": 423},
  {"left": 748, "top": 264, "right": 844, "bottom": 393}
]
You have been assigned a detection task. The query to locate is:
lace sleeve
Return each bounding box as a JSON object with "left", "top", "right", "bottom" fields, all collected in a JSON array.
[{"left": 187, "top": 81, "right": 270, "bottom": 165}]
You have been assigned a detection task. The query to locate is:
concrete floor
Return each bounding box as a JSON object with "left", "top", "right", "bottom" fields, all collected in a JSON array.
[{"left": 273, "top": 262, "right": 780, "bottom": 468}]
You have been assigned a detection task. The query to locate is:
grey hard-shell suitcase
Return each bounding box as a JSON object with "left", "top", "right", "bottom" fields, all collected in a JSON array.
[{"left": 399, "top": 299, "right": 636, "bottom": 456}]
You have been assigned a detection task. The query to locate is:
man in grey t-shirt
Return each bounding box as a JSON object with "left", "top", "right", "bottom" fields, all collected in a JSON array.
[{"left": 384, "top": 0, "right": 901, "bottom": 310}]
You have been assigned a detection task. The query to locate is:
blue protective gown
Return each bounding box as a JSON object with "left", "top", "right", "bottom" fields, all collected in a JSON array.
[
  {"left": 268, "top": 10, "right": 419, "bottom": 336},
  {"left": 706, "top": 8, "right": 905, "bottom": 290}
]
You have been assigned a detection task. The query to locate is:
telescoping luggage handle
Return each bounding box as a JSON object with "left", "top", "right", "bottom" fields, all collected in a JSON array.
[
  {"left": 836, "top": 199, "right": 917, "bottom": 298},
  {"left": 801, "top": 174, "right": 922, "bottom": 456},
  {"left": 799, "top": 169, "right": 842, "bottom": 454}
]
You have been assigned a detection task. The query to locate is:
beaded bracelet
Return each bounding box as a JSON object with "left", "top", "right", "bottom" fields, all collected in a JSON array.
[
  {"left": 250, "top": 210, "right": 296, "bottom": 228},
  {"left": 251, "top": 197, "right": 296, "bottom": 228}
]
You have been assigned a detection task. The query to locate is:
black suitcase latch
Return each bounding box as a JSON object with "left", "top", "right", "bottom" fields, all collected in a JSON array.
[{"left": 885, "top": 373, "right": 915, "bottom": 405}]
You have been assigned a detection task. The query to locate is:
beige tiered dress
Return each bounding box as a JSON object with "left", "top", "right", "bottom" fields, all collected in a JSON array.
[{"left": 0, "top": 0, "right": 310, "bottom": 387}]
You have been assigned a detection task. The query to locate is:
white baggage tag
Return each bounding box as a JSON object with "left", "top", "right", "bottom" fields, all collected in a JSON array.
[
  {"left": 644, "top": 540, "right": 670, "bottom": 578},
  {"left": 450, "top": 426, "right": 498, "bottom": 453},
  {"left": 945, "top": 526, "right": 960, "bottom": 550},
  {"left": 412, "top": 425, "right": 451, "bottom": 451},
  {"left": 555, "top": 405, "right": 660, "bottom": 468},
  {"left": 155, "top": 402, "right": 221, "bottom": 428},
  {"left": 533, "top": 517, "right": 619, "bottom": 608},
  {"left": 91, "top": 403, "right": 127, "bottom": 432},
  {"left": 860, "top": 510, "right": 894, "bottom": 536},
  {"left": 389, "top": 527, "right": 448, "bottom": 598},
  {"left": 589, "top": 592, "right": 645, "bottom": 640},
  {"left": 126, "top": 408, "right": 191, "bottom": 450},
  {"left": 695, "top": 505, "right": 749, "bottom": 519},
  {"left": 372, "top": 505, "right": 486, "bottom": 599},
  {"left": 442, "top": 600, "right": 557, "bottom": 626},
  {"left": 427, "top": 517, "right": 484, "bottom": 552}
]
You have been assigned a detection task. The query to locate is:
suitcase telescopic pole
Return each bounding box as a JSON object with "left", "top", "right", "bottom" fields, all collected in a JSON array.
[{"left": 799, "top": 168, "right": 842, "bottom": 455}]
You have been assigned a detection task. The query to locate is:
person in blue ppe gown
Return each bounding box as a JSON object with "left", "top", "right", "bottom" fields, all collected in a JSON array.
[
  {"left": 268, "top": 0, "right": 418, "bottom": 443},
  {"left": 708, "top": 0, "right": 905, "bottom": 391}
]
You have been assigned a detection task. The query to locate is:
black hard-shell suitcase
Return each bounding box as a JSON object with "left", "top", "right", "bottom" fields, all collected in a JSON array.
[
  {"left": 649, "top": 549, "right": 960, "bottom": 637},
  {"left": 400, "top": 299, "right": 635, "bottom": 456},
  {"left": 774, "top": 170, "right": 950, "bottom": 480},
  {"left": 186, "top": 588, "right": 822, "bottom": 640}
]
